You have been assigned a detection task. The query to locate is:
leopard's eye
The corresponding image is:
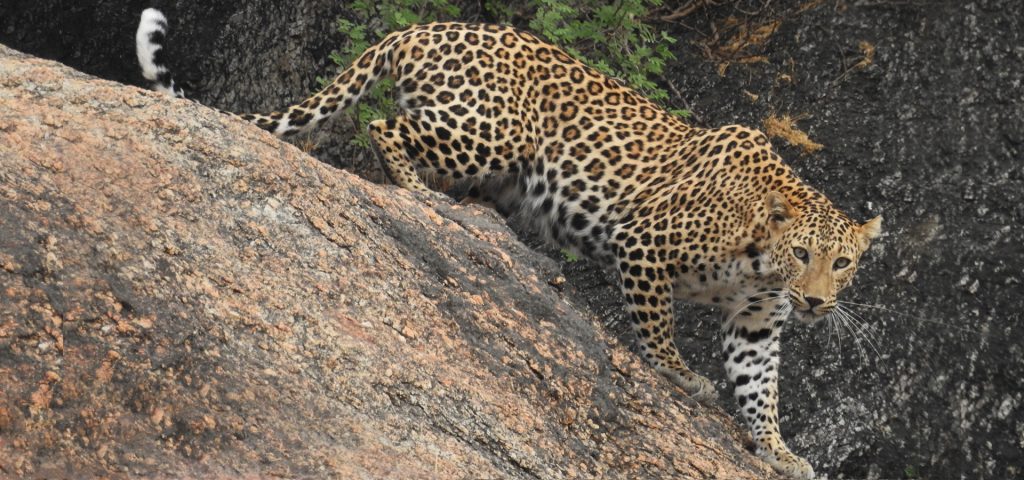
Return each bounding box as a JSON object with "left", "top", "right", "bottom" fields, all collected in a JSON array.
[
  {"left": 833, "top": 257, "right": 851, "bottom": 270},
  {"left": 793, "top": 247, "right": 808, "bottom": 262}
]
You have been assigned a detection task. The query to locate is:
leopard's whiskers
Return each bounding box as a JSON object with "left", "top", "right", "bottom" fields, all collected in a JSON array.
[
  {"left": 826, "top": 310, "right": 845, "bottom": 367},
  {"left": 835, "top": 304, "right": 883, "bottom": 359},
  {"left": 837, "top": 300, "right": 983, "bottom": 336},
  {"left": 833, "top": 306, "right": 874, "bottom": 366}
]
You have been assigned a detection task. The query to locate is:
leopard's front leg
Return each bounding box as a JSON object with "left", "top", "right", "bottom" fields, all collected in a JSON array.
[
  {"left": 722, "top": 293, "right": 814, "bottom": 480},
  {"left": 611, "top": 242, "right": 717, "bottom": 402}
]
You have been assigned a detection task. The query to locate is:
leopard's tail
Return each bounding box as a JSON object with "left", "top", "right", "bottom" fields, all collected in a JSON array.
[
  {"left": 239, "top": 36, "right": 398, "bottom": 137},
  {"left": 136, "top": 9, "right": 397, "bottom": 137},
  {"left": 135, "top": 8, "right": 185, "bottom": 98}
]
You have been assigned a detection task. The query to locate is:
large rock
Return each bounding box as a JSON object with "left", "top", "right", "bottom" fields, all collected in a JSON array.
[{"left": 0, "top": 45, "right": 776, "bottom": 479}]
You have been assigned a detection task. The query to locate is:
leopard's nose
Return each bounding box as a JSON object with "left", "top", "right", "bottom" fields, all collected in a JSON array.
[{"left": 805, "top": 296, "right": 824, "bottom": 309}]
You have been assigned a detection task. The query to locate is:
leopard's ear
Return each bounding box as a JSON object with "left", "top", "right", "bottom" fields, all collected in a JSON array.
[
  {"left": 765, "top": 191, "right": 796, "bottom": 227},
  {"left": 859, "top": 215, "right": 883, "bottom": 247}
]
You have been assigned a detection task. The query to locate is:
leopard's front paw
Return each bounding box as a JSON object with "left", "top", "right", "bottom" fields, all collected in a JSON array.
[
  {"left": 758, "top": 447, "right": 814, "bottom": 480},
  {"left": 660, "top": 368, "right": 719, "bottom": 403}
]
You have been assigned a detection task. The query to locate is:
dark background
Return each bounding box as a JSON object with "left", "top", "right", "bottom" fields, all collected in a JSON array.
[{"left": 2, "top": 0, "right": 1022, "bottom": 478}]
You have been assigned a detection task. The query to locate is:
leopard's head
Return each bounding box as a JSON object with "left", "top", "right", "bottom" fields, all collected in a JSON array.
[{"left": 763, "top": 191, "right": 882, "bottom": 324}]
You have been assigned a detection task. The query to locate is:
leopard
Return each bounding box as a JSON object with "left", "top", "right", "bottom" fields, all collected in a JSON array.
[{"left": 137, "top": 9, "right": 883, "bottom": 479}]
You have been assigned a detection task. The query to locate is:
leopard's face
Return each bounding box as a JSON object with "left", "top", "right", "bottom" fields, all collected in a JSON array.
[{"left": 763, "top": 192, "right": 882, "bottom": 324}]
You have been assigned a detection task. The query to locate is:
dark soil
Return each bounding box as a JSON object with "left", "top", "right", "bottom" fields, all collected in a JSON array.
[{"left": 3, "top": 0, "right": 1022, "bottom": 478}]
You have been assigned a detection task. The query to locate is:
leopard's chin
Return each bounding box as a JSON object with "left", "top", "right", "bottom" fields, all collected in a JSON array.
[{"left": 792, "top": 309, "right": 822, "bottom": 325}]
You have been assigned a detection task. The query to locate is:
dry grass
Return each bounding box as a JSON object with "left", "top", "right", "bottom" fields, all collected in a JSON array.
[
  {"left": 698, "top": 16, "right": 781, "bottom": 76},
  {"left": 297, "top": 136, "right": 319, "bottom": 154},
  {"left": 834, "top": 41, "right": 876, "bottom": 84},
  {"left": 763, "top": 114, "right": 823, "bottom": 154},
  {"left": 717, "top": 18, "right": 781, "bottom": 57},
  {"left": 857, "top": 41, "right": 876, "bottom": 68},
  {"left": 797, "top": 0, "right": 826, "bottom": 14},
  {"left": 680, "top": 0, "right": 828, "bottom": 77}
]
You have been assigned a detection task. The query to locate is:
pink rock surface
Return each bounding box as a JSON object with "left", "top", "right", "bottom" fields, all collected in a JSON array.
[{"left": 0, "top": 45, "right": 775, "bottom": 479}]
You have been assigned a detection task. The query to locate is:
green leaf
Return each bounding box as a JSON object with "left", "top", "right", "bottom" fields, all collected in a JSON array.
[
  {"left": 348, "top": 25, "right": 367, "bottom": 42},
  {"left": 560, "top": 249, "right": 580, "bottom": 263},
  {"left": 352, "top": 0, "right": 371, "bottom": 14}
]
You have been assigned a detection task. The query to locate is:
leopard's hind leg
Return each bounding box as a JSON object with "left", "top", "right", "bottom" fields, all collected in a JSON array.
[
  {"left": 369, "top": 112, "right": 529, "bottom": 195},
  {"left": 368, "top": 117, "right": 431, "bottom": 193}
]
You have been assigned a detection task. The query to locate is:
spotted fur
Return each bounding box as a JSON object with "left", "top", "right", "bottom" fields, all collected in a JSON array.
[{"left": 139, "top": 15, "right": 884, "bottom": 479}]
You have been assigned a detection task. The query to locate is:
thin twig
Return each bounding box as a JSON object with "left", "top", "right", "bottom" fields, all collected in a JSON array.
[
  {"left": 659, "top": 0, "right": 718, "bottom": 22},
  {"left": 662, "top": 76, "right": 705, "bottom": 126}
]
